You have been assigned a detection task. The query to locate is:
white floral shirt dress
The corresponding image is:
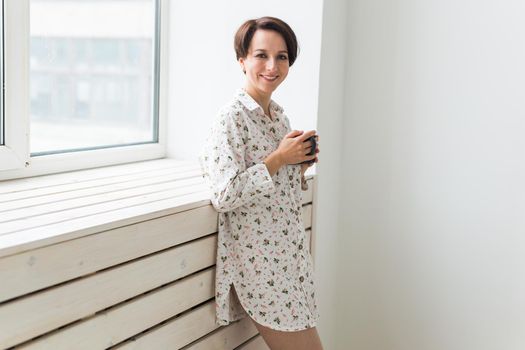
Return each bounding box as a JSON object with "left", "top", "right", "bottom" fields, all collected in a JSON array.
[{"left": 199, "top": 89, "right": 319, "bottom": 331}]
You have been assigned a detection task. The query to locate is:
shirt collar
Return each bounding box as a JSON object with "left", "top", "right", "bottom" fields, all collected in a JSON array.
[{"left": 235, "top": 89, "right": 284, "bottom": 115}]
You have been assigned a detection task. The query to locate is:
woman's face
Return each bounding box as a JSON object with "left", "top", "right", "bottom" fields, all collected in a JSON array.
[{"left": 239, "top": 29, "right": 290, "bottom": 99}]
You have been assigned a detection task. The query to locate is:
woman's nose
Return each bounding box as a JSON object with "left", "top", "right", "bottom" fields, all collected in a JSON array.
[{"left": 266, "top": 58, "right": 277, "bottom": 71}]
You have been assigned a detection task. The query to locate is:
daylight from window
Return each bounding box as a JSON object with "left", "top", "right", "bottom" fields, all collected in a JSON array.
[{"left": 30, "top": 0, "right": 157, "bottom": 155}]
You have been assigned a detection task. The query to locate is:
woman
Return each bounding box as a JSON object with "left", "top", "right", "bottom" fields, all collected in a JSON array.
[{"left": 199, "top": 16, "right": 323, "bottom": 349}]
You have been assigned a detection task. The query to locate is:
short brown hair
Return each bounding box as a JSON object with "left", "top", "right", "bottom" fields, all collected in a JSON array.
[{"left": 234, "top": 17, "right": 299, "bottom": 67}]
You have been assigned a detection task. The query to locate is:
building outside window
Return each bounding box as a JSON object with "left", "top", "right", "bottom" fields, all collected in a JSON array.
[{"left": 30, "top": 0, "right": 159, "bottom": 155}]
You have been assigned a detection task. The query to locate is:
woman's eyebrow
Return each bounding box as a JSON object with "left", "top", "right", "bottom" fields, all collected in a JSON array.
[{"left": 253, "top": 49, "right": 288, "bottom": 53}]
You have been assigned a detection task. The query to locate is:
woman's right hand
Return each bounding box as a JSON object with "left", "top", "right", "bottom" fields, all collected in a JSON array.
[{"left": 277, "top": 130, "right": 318, "bottom": 165}]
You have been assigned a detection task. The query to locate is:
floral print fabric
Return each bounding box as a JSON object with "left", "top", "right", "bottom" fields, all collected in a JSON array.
[{"left": 199, "top": 89, "right": 319, "bottom": 331}]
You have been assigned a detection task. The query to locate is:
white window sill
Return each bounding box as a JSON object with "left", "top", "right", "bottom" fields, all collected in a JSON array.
[{"left": 0, "top": 158, "right": 315, "bottom": 258}]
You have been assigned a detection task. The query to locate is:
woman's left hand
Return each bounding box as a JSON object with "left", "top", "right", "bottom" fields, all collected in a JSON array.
[{"left": 300, "top": 135, "right": 319, "bottom": 176}]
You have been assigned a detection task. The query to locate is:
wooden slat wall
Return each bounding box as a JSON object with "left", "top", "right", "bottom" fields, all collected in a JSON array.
[
  {"left": 0, "top": 163, "right": 315, "bottom": 350},
  {"left": 236, "top": 336, "right": 271, "bottom": 350},
  {"left": 182, "top": 317, "right": 258, "bottom": 350}
]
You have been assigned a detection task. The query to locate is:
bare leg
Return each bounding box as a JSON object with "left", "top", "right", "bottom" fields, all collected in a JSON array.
[
  {"left": 250, "top": 318, "right": 324, "bottom": 350},
  {"left": 231, "top": 285, "right": 323, "bottom": 350}
]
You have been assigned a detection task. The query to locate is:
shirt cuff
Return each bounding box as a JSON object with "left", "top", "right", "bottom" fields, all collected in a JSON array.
[{"left": 247, "top": 162, "right": 275, "bottom": 194}]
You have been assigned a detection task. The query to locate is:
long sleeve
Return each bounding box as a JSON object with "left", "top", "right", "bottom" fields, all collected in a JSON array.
[{"left": 199, "top": 110, "right": 275, "bottom": 213}]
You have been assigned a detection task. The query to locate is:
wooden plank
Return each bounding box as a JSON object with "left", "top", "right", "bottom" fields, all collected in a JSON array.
[
  {"left": 0, "top": 159, "right": 197, "bottom": 195},
  {"left": 0, "top": 234, "right": 217, "bottom": 349},
  {"left": 0, "top": 192, "right": 210, "bottom": 258},
  {"left": 19, "top": 268, "right": 216, "bottom": 350},
  {"left": 3, "top": 175, "right": 312, "bottom": 226},
  {"left": 305, "top": 229, "right": 312, "bottom": 253},
  {"left": 0, "top": 175, "right": 203, "bottom": 223},
  {"left": 0, "top": 179, "right": 207, "bottom": 234},
  {"left": 115, "top": 301, "right": 219, "bottom": 350},
  {"left": 302, "top": 204, "right": 313, "bottom": 229},
  {"left": 183, "top": 317, "right": 258, "bottom": 350},
  {"left": 1, "top": 203, "right": 314, "bottom": 302},
  {"left": 0, "top": 173, "right": 313, "bottom": 248},
  {"left": 0, "top": 182, "right": 314, "bottom": 258},
  {"left": 236, "top": 335, "right": 270, "bottom": 350},
  {"left": 0, "top": 167, "right": 202, "bottom": 212},
  {"left": 0, "top": 205, "right": 218, "bottom": 302},
  {"left": 1, "top": 169, "right": 311, "bottom": 215}
]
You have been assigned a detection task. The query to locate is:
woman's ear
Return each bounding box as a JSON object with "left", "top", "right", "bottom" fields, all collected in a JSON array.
[{"left": 238, "top": 58, "right": 246, "bottom": 74}]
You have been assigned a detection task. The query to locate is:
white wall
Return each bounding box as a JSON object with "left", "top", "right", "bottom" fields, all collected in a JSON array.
[
  {"left": 313, "top": 0, "right": 348, "bottom": 348},
  {"left": 336, "top": 0, "right": 525, "bottom": 349},
  {"left": 166, "top": 0, "right": 323, "bottom": 160}
]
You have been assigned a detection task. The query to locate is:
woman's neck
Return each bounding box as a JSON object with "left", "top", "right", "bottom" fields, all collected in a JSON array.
[{"left": 244, "top": 86, "right": 272, "bottom": 118}]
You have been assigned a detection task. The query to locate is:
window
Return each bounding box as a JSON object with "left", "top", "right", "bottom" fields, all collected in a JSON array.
[{"left": 0, "top": 0, "right": 167, "bottom": 179}]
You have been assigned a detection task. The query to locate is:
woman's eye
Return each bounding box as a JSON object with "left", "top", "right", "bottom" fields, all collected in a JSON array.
[
  {"left": 256, "top": 54, "right": 267, "bottom": 58},
  {"left": 279, "top": 55, "right": 289, "bottom": 60}
]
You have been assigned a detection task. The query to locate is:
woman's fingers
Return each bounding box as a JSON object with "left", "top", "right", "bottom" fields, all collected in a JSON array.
[
  {"left": 297, "top": 130, "right": 317, "bottom": 142},
  {"left": 286, "top": 130, "right": 304, "bottom": 138},
  {"left": 280, "top": 130, "right": 320, "bottom": 165}
]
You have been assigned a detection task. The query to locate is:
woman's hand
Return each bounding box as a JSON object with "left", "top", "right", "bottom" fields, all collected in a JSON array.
[
  {"left": 263, "top": 130, "right": 319, "bottom": 177},
  {"left": 277, "top": 130, "right": 318, "bottom": 165}
]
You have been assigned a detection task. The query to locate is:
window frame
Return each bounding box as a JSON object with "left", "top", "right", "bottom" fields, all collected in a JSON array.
[
  {"left": 0, "top": 0, "right": 168, "bottom": 181},
  {"left": 0, "top": 0, "right": 30, "bottom": 173}
]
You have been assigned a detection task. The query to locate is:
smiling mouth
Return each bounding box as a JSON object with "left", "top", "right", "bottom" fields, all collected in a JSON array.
[{"left": 260, "top": 75, "right": 279, "bottom": 81}]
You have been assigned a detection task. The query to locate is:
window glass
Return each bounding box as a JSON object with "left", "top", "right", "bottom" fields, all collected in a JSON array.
[{"left": 29, "top": 0, "right": 158, "bottom": 155}]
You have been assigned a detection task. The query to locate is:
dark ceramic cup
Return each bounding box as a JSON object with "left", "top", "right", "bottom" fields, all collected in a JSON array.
[{"left": 300, "top": 135, "right": 317, "bottom": 165}]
